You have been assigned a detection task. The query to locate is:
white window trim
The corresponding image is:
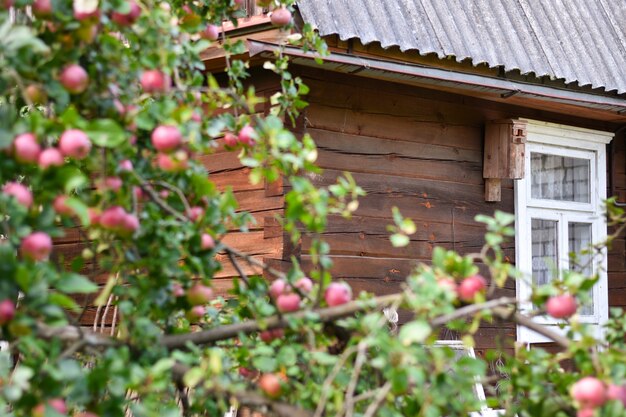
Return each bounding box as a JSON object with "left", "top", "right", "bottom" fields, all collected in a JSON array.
[{"left": 514, "top": 120, "right": 613, "bottom": 343}]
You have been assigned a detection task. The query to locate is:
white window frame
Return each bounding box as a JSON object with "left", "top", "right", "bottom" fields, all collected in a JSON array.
[{"left": 514, "top": 120, "right": 613, "bottom": 343}]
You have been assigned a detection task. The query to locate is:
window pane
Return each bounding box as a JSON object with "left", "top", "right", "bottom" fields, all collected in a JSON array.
[
  {"left": 569, "top": 222, "right": 593, "bottom": 315},
  {"left": 531, "top": 153, "right": 590, "bottom": 203},
  {"left": 531, "top": 219, "right": 558, "bottom": 286}
]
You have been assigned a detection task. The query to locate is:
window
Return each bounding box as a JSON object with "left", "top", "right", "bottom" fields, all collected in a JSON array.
[{"left": 514, "top": 120, "right": 613, "bottom": 343}]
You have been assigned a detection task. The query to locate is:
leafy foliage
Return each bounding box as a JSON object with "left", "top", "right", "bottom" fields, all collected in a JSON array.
[{"left": 1, "top": 2, "right": 626, "bottom": 417}]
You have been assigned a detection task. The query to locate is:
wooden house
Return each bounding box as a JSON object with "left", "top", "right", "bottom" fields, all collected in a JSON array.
[{"left": 199, "top": 0, "right": 626, "bottom": 355}]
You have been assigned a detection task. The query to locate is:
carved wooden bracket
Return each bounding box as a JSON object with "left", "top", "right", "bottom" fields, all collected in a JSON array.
[{"left": 483, "top": 119, "right": 527, "bottom": 202}]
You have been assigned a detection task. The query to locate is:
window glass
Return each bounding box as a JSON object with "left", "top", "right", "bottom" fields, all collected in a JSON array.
[
  {"left": 531, "top": 219, "right": 558, "bottom": 286},
  {"left": 531, "top": 153, "right": 590, "bottom": 203},
  {"left": 569, "top": 222, "right": 593, "bottom": 315}
]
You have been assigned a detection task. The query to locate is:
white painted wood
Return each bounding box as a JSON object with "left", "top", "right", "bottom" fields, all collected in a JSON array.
[{"left": 515, "top": 120, "right": 612, "bottom": 343}]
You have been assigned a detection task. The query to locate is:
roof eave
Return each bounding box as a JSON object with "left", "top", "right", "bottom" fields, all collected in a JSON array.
[{"left": 248, "top": 40, "right": 626, "bottom": 123}]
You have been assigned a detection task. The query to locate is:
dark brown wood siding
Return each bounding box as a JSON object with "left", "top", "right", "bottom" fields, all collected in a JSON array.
[{"left": 289, "top": 65, "right": 626, "bottom": 355}]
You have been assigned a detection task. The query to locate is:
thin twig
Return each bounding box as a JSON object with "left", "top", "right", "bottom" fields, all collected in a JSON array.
[
  {"left": 154, "top": 180, "right": 192, "bottom": 215},
  {"left": 362, "top": 382, "right": 392, "bottom": 417},
  {"left": 313, "top": 346, "right": 358, "bottom": 417},
  {"left": 227, "top": 250, "right": 251, "bottom": 288},
  {"left": 342, "top": 342, "right": 368, "bottom": 417},
  {"left": 172, "top": 363, "right": 312, "bottom": 417},
  {"left": 431, "top": 297, "right": 517, "bottom": 327}
]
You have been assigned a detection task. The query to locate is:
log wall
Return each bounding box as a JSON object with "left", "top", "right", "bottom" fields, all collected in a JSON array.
[{"left": 289, "top": 65, "right": 626, "bottom": 356}]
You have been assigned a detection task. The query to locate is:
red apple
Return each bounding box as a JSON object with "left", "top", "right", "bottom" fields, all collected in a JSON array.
[
  {"left": 259, "top": 373, "right": 282, "bottom": 398},
  {"left": 239, "top": 367, "right": 259, "bottom": 379},
  {"left": 32, "top": 0, "right": 52, "bottom": 16},
  {"left": 260, "top": 328, "right": 284, "bottom": 343},
  {"left": 140, "top": 70, "right": 170, "bottom": 94},
  {"left": 118, "top": 159, "right": 133, "bottom": 172},
  {"left": 48, "top": 398, "right": 67, "bottom": 415},
  {"left": 269, "top": 279, "right": 287, "bottom": 299},
  {"left": 0, "top": 300, "right": 16, "bottom": 325},
  {"left": 457, "top": 274, "right": 487, "bottom": 302},
  {"left": 224, "top": 132, "right": 238, "bottom": 147},
  {"left": 59, "top": 64, "right": 89, "bottom": 94},
  {"left": 187, "top": 283, "right": 213, "bottom": 305},
  {"left": 607, "top": 384, "right": 626, "bottom": 407},
  {"left": 13, "top": 133, "right": 41, "bottom": 163},
  {"left": 151, "top": 125, "right": 182, "bottom": 152},
  {"left": 59, "top": 129, "right": 92, "bottom": 159},
  {"left": 325, "top": 282, "right": 352, "bottom": 306},
  {"left": 88, "top": 208, "right": 101, "bottom": 225},
  {"left": 25, "top": 84, "right": 47, "bottom": 104},
  {"left": 187, "top": 206, "right": 204, "bottom": 222},
  {"left": 172, "top": 282, "right": 185, "bottom": 297},
  {"left": 276, "top": 293, "right": 301, "bottom": 312},
  {"left": 295, "top": 277, "right": 313, "bottom": 293},
  {"left": 121, "top": 213, "right": 139, "bottom": 234},
  {"left": 577, "top": 409, "right": 595, "bottom": 417},
  {"left": 190, "top": 112, "right": 202, "bottom": 123},
  {"left": 186, "top": 305, "right": 206, "bottom": 321},
  {"left": 38, "top": 148, "right": 64, "bottom": 169},
  {"left": 99, "top": 206, "right": 127, "bottom": 230},
  {"left": 20, "top": 232, "right": 53, "bottom": 261},
  {"left": 238, "top": 125, "right": 255, "bottom": 146},
  {"left": 200, "top": 233, "right": 215, "bottom": 250},
  {"left": 201, "top": 24, "right": 220, "bottom": 41},
  {"left": 270, "top": 7, "right": 291, "bottom": 27},
  {"left": 3, "top": 182, "right": 33, "bottom": 208},
  {"left": 53, "top": 195, "right": 74, "bottom": 216},
  {"left": 546, "top": 294, "right": 577, "bottom": 319},
  {"left": 111, "top": 0, "right": 141, "bottom": 26},
  {"left": 101, "top": 177, "right": 123, "bottom": 192},
  {"left": 571, "top": 377, "right": 607, "bottom": 408},
  {"left": 437, "top": 277, "right": 457, "bottom": 297},
  {"left": 155, "top": 152, "right": 187, "bottom": 172},
  {"left": 132, "top": 186, "right": 144, "bottom": 200},
  {"left": 74, "top": 3, "right": 100, "bottom": 21}
]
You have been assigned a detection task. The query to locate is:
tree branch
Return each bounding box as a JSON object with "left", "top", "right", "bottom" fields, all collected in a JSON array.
[
  {"left": 160, "top": 294, "right": 402, "bottom": 349},
  {"left": 171, "top": 363, "right": 313, "bottom": 417}
]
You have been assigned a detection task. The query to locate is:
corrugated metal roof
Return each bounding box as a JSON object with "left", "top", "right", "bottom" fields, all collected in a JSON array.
[{"left": 297, "top": 0, "right": 626, "bottom": 94}]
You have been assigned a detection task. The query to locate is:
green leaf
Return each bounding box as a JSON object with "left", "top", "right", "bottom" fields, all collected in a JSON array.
[
  {"left": 85, "top": 119, "right": 126, "bottom": 148},
  {"left": 56, "top": 166, "right": 88, "bottom": 193},
  {"left": 64, "top": 197, "right": 90, "bottom": 226},
  {"left": 48, "top": 292, "right": 80, "bottom": 311},
  {"left": 399, "top": 320, "right": 431, "bottom": 346},
  {"left": 56, "top": 273, "right": 98, "bottom": 294},
  {"left": 277, "top": 346, "right": 297, "bottom": 367},
  {"left": 390, "top": 233, "right": 410, "bottom": 248},
  {"left": 252, "top": 356, "right": 277, "bottom": 372},
  {"left": 182, "top": 367, "right": 203, "bottom": 388},
  {"left": 94, "top": 275, "right": 117, "bottom": 306}
]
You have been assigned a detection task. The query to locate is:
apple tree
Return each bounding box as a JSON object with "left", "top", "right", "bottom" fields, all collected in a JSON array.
[{"left": 2, "top": 1, "right": 626, "bottom": 417}]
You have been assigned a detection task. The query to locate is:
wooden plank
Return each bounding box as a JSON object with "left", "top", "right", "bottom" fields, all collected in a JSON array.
[
  {"left": 485, "top": 178, "right": 502, "bottom": 202},
  {"left": 211, "top": 167, "right": 263, "bottom": 192},
  {"left": 309, "top": 128, "right": 482, "bottom": 163},
  {"left": 316, "top": 148, "right": 484, "bottom": 185},
  {"left": 306, "top": 103, "right": 483, "bottom": 152},
  {"left": 304, "top": 76, "right": 488, "bottom": 129}
]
